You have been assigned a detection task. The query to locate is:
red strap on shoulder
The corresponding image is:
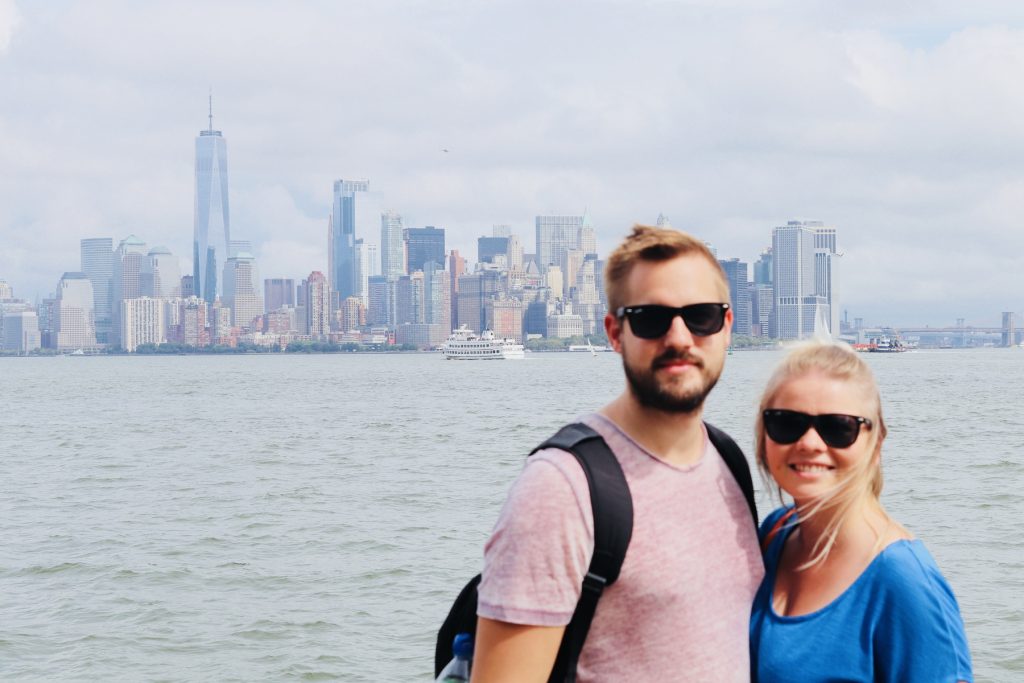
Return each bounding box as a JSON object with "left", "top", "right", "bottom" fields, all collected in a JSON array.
[{"left": 761, "top": 508, "right": 797, "bottom": 554}]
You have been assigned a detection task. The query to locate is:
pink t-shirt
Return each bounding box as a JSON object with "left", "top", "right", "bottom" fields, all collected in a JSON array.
[{"left": 478, "top": 413, "right": 764, "bottom": 681}]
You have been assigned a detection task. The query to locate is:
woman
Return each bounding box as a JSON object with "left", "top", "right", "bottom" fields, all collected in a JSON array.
[{"left": 749, "top": 343, "right": 972, "bottom": 682}]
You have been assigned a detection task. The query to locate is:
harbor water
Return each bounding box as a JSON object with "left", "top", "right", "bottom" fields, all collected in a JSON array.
[{"left": 1, "top": 349, "right": 1022, "bottom": 680}]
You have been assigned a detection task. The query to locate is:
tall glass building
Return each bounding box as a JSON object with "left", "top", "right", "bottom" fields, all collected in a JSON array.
[
  {"left": 329, "top": 179, "right": 381, "bottom": 303},
  {"left": 193, "top": 101, "right": 231, "bottom": 304},
  {"left": 80, "top": 238, "right": 114, "bottom": 344}
]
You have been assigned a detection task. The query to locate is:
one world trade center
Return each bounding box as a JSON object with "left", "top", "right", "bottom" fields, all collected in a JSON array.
[{"left": 193, "top": 97, "right": 230, "bottom": 303}]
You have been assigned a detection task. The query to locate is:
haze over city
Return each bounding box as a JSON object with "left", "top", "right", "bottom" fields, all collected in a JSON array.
[{"left": 2, "top": 1, "right": 1024, "bottom": 326}]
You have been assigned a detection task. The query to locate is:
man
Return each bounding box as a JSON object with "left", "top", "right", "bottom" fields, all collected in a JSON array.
[{"left": 471, "top": 225, "right": 764, "bottom": 681}]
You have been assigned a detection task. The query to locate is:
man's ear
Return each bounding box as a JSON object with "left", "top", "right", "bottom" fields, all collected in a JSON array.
[{"left": 606, "top": 312, "right": 624, "bottom": 353}]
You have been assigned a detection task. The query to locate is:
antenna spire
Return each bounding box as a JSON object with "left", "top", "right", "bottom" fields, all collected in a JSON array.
[{"left": 208, "top": 88, "right": 213, "bottom": 132}]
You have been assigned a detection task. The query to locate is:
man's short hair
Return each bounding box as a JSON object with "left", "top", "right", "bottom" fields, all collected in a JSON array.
[{"left": 603, "top": 225, "right": 730, "bottom": 314}]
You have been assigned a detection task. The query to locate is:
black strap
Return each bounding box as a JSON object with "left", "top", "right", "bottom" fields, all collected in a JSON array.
[
  {"left": 705, "top": 421, "right": 759, "bottom": 528},
  {"left": 530, "top": 423, "right": 633, "bottom": 683}
]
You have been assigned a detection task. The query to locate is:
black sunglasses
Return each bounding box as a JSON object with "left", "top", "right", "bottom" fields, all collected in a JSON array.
[
  {"left": 615, "top": 303, "right": 729, "bottom": 339},
  {"left": 762, "top": 409, "right": 872, "bottom": 449}
]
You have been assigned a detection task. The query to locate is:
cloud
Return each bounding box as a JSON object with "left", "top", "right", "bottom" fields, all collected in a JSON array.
[
  {"left": 0, "top": 0, "right": 19, "bottom": 53},
  {"left": 1, "top": 1, "right": 1023, "bottom": 324}
]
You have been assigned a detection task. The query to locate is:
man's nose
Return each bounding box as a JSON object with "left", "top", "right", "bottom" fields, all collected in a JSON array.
[{"left": 663, "top": 314, "right": 695, "bottom": 346}]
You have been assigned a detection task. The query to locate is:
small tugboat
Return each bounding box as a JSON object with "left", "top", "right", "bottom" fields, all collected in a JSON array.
[{"left": 869, "top": 337, "right": 908, "bottom": 353}]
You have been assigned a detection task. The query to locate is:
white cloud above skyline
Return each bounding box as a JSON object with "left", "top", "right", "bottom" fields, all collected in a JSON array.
[{"left": 1, "top": 0, "right": 1023, "bottom": 326}]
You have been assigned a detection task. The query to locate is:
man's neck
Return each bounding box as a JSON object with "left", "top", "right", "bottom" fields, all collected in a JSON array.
[{"left": 599, "top": 392, "right": 706, "bottom": 466}]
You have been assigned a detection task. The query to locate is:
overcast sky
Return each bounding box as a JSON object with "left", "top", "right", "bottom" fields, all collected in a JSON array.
[{"left": 2, "top": 1, "right": 1023, "bottom": 327}]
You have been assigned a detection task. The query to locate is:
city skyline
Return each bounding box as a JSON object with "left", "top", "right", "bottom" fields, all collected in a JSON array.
[{"left": 2, "top": 2, "right": 1024, "bottom": 327}]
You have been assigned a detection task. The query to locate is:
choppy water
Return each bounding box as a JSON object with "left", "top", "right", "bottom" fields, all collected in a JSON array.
[{"left": 1, "top": 349, "right": 1021, "bottom": 681}]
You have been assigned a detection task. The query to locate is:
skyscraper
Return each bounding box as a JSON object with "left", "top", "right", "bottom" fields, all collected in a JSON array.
[
  {"left": 111, "top": 235, "right": 148, "bottom": 347},
  {"left": 304, "top": 271, "right": 330, "bottom": 338},
  {"left": 536, "top": 214, "right": 585, "bottom": 269},
  {"left": 56, "top": 272, "right": 96, "bottom": 350},
  {"left": 264, "top": 278, "right": 295, "bottom": 313},
  {"left": 193, "top": 97, "right": 231, "bottom": 303},
  {"left": 404, "top": 226, "right": 446, "bottom": 273},
  {"left": 329, "top": 179, "right": 382, "bottom": 302},
  {"left": 223, "top": 253, "right": 263, "bottom": 330},
  {"left": 121, "top": 297, "right": 165, "bottom": 352},
  {"left": 380, "top": 210, "right": 405, "bottom": 280},
  {"left": 718, "top": 258, "right": 751, "bottom": 336},
  {"left": 772, "top": 220, "right": 839, "bottom": 340},
  {"left": 142, "top": 246, "right": 182, "bottom": 298},
  {"left": 80, "top": 238, "right": 113, "bottom": 344}
]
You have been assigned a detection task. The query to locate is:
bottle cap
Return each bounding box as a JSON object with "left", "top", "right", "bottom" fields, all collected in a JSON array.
[{"left": 453, "top": 632, "right": 474, "bottom": 658}]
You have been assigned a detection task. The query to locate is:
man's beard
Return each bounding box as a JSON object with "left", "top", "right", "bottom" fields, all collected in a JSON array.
[{"left": 623, "top": 348, "right": 721, "bottom": 414}]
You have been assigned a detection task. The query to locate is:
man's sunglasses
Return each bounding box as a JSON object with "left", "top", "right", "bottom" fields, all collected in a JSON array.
[
  {"left": 615, "top": 303, "right": 730, "bottom": 339},
  {"left": 762, "top": 409, "right": 872, "bottom": 449}
]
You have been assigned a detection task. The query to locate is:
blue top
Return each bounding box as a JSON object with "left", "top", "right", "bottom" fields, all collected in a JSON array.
[{"left": 750, "top": 506, "right": 973, "bottom": 683}]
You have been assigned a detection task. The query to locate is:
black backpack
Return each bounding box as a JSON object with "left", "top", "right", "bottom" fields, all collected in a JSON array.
[{"left": 434, "top": 421, "right": 758, "bottom": 682}]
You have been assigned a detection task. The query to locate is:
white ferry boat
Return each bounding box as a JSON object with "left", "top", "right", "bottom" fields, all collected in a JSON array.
[{"left": 442, "top": 326, "right": 525, "bottom": 360}]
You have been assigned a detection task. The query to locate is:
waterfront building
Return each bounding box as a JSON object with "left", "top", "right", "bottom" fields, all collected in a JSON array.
[
  {"left": 80, "top": 238, "right": 114, "bottom": 344},
  {"left": 56, "top": 272, "right": 97, "bottom": 351},
  {"left": 772, "top": 221, "right": 839, "bottom": 340},
  {"left": 750, "top": 283, "right": 773, "bottom": 337},
  {"left": 329, "top": 179, "right": 382, "bottom": 303},
  {"left": 264, "top": 307, "right": 296, "bottom": 334},
  {"left": 121, "top": 297, "right": 165, "bottom": 352},
  {"left": 142, "top": 246, "right": 182, "bottom": 298},
  {"left": 547, "top": 313, "right": 584, "bottom": 339},
  {"left": 404, "top": 226, "right": 445, "bottom": 273},
  {"left": 193, "top": 99, "right": 231, "bottom": 304},
  {"left": 380, "top": 210, "right": 405, "bottom": 280},
  {"left": 339, "top": 296, "right": 364, "bottom": 333},
  {"left": 484, "top": 296, "right": 524, "bottom": 343},
  {"left": 718, "top": 258, "right": 751, "bottom": 336},
  {"left": 366, "top": 276, "right": 391, "bottom": 327},
  {"left": 448, "top": 250, "right": 465, "bottom": 329},
  {"left": 211, "top": 301, "right": 233, "bottom": 345},
  {"left": 264, "top": 278, "right": 295, "bottom": 313},
  {"left": 2, "top": 310, "right": 40, "bottom": 352},
  {"left": 179, "top": 297, "right": 209, "bottom": 347},
  {"left": 424, "top": 264, "right": 451, "bottom": 333},
  {"left": 303, "top": 271, "right": 330, "bottom": 338},
  {"left": 222, "top": 253, "right": 262, "bottom": 330},
  {"left": 535, "top": 213, "right": 585, "bottom": 270},
  {"left": 111, "top": 235, "right": 148, "bottom": 348},
  {"left": 394, "top": 323, "right": 448, "bottom": 349},
  {"left": 37, "top": 298, "right": 58, "bottom": 348},
  {"left": 525, "top": 299, "right": 552, "bottom": 337}
]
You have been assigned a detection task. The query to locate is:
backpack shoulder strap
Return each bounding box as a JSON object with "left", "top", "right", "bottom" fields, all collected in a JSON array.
[
  {"left": 531, "top": 422, "right": 633, "bottom": 683},
  {"left": 704, "top": 421, "right": 759, "bottom": 528}
]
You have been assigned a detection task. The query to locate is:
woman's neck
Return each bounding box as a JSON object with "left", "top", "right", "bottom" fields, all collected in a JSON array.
[{"left": 792, "top": 497, "right": 890, "bottom": 564}]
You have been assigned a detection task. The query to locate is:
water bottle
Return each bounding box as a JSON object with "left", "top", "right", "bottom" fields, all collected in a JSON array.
[{"left": 435, "top": 632, "right": 473, "bottom": 682}]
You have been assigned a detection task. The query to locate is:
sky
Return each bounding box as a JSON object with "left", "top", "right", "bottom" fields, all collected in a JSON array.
[{"left": 1, "top": 0, "right": 1023, "bottom": 327}]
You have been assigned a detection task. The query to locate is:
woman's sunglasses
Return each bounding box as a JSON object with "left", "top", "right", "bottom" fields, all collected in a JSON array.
[
  {"left": 762, "top": 409, "right": 872, "bottom": 449},
  {"left": 615, "top": 303, "right": 730, "bottom": 339}
]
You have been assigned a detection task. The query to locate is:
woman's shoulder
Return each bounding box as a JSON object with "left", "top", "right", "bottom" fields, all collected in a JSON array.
[{"left": 864, "top": 540, "right": 965, "bottom": 621}]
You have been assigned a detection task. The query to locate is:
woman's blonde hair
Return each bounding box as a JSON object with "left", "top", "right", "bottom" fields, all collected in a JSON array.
[{"left": 755, "top": 342, "right": 890, "bottom": 568}]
